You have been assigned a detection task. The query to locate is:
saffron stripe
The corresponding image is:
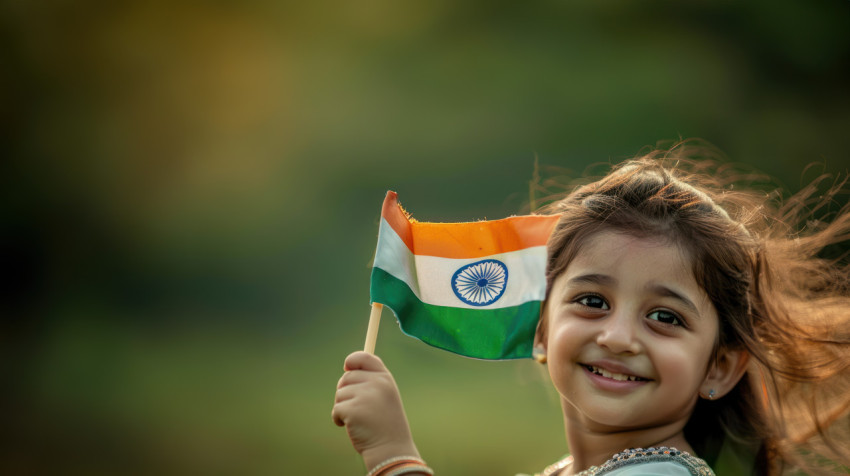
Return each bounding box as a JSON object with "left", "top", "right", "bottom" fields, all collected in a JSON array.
[
  {"left": 370, "top": 267, "right": 539, "bottom": 360},
  {"left": 380, "top": 191, "right": 559, "bottom": 259}
]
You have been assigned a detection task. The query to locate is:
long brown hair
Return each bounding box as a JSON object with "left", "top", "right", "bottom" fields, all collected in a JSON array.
[{"left": 537, "top": 142, "right": 850, "bottom": 475}]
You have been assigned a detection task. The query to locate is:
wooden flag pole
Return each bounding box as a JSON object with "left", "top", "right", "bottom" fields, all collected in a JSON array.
[{"left": 364, "top": 302, "right": 383, "bottom": 354}]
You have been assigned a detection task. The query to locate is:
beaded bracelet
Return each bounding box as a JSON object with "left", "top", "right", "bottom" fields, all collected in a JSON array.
[
  {"left": 366, "top": 456, "right": 433, "bottom": 476},
  {"left": 385, "top": 463, "right": 433, "bottom": 476}
]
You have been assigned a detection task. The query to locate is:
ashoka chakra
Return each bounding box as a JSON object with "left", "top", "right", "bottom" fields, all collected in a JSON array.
[{"left": 451, "top": 259, "right": 508, "bottom": 306}]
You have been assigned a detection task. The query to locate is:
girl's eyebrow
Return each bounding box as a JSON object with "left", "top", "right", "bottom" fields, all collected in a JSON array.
[
  {"left": 567, "top": 273, "right": 616, "bottom": 287},
  {"left": 566, "top": 273, "right": 701, "bottom": 317}
]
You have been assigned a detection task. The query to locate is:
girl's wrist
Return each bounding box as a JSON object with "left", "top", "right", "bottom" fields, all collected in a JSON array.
[
  {"left": 361, "top": 442, "right": 421, "bottom": 472},
  {"left": 365, "top": 455, "right": 432, "bottom": 476}
]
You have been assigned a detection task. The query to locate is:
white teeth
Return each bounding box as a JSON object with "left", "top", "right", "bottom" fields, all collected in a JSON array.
[{"left": 588, "top": 365, "right": 642, "bottom": 382}]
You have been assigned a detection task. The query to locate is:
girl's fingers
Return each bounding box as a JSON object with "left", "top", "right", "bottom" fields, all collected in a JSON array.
[
  {"left": 344, "top": 351, "right": 386, "bottom": 372},
  {"left": 337, "top": 372, "right": 351, "bottom": 389},
  {"left": 333, "top": 351, "right": 393, "bottom": 428},
  {"left": 337, "top": 369, "right": 375, "bottom": 389},
  {"left": 334, "top": 385, "right": 355, "bottom": 404},
  {"left": 331, "top": 400, "right": 348, "bottom": 427}
]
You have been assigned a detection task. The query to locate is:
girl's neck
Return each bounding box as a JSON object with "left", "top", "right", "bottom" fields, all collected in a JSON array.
[{"left": 561, "top": 411, "right": 694, "bottom": 475}]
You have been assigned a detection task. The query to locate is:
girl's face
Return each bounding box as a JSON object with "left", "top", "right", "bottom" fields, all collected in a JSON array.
[{"left": 545, "top": 230, "right": 719, "bottom": 433}]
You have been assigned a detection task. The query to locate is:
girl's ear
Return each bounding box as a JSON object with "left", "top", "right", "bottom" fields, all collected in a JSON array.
[
  {"left": 700, "top": 348, "right": 750, "bottom": 400},
  {"left": 532, "top": 302, "right": 549, "bottom": 363},
  {"left": 533, "top": 304, "right": 547, "bottom": 348}
]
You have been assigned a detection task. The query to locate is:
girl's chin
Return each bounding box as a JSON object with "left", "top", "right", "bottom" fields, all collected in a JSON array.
[
  {"left": 579, "top": 409, "right": 641, "bottom": 429},
  {"left": 563, "top": 398, "right": 640, "bottom": 428},
  {"left": 568, "top": 397, "right": 695, "bottom": 434}
]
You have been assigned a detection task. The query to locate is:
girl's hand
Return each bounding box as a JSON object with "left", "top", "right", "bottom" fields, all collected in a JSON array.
[{"left": 332, "top": 351, "right": 420, "bottom": 470}]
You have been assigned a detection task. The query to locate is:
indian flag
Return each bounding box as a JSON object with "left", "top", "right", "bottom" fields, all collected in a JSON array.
[{"left": 370, "top": 191, "right": 560, "bottom": 360}]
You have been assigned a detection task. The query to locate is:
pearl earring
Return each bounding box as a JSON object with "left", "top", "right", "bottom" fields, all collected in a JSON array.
[{"left": 532, "top": 346, "right": 547, "bottom": 364}]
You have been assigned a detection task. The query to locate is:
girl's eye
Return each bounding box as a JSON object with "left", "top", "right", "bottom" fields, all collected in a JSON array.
[
  {"left": 647, "top": 310, "right": 683, "bottom": 327},
  {"left": 575, "top": 295, "right": 609, "bottom": 310}
]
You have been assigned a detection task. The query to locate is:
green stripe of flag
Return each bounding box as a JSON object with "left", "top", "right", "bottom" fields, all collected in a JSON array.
[{"left": 370, "top": 267, "right": 539, "bottom": 360}]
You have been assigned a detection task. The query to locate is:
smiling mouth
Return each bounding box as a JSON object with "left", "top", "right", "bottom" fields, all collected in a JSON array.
[{"left": 583, "top": 364, "right": 649, "bottom": 382}]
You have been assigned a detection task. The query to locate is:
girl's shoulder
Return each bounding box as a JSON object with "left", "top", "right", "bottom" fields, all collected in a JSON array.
[{"left": 519, "top": 447, "right": 714, "bottom": 476}]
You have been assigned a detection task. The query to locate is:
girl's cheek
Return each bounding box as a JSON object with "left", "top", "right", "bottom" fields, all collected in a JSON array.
[{"left": 548, "top": 320, "right": 579, "bottom": 360}]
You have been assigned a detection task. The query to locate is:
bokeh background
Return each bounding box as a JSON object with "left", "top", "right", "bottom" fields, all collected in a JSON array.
[{"left": 4, "top": 0, "right": 850, "bottom": 474}]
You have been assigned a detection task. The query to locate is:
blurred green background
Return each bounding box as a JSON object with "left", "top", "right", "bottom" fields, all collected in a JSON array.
[{"left": 3, "top": 0, "right": 849, "bottom": 474}]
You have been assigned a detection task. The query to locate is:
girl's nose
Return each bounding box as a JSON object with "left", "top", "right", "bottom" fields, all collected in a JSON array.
[{"left": 595, "top": 310, "right": 641, "bottom": 355}]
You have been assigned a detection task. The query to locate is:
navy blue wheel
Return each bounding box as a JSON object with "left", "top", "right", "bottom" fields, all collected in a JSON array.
[{"left": 451, "top": 259, "right": 508, "bottom": 306}]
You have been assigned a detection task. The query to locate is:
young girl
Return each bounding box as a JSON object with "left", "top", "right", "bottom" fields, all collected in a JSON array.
[{"left": 332, "top": 144, "right": 850, "bottom": 475}]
